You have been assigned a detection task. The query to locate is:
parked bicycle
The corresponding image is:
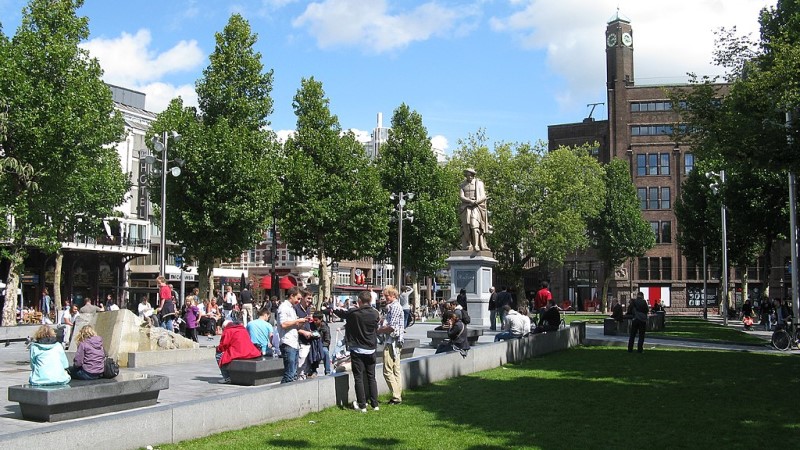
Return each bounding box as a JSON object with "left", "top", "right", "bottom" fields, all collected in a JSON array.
[{"left": 771, "top": 318, "right": 799, "bottom": 351}]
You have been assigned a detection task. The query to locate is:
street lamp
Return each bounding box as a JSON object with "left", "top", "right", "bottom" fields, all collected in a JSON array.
[
  {"left": 146, "top": 131, "right": 182, "bottom": 278},
  {"left": 390, "top": 192, "right": 414, "bottom": 288},
  {"left": 706, "top": 170, "right": 729, "bottom": 326}
]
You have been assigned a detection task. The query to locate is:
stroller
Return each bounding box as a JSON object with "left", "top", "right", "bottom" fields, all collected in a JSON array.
[{"left": 331, "top": 328, "right": 351, "bottom": 372}]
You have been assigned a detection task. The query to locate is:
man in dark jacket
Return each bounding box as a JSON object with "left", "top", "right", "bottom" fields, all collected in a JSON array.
[
  {"left": 628, "top": 292, "right": 649, "bottom": 353},
  {"left": 332, "top": 290, "right": 380, "bottom": 412}
]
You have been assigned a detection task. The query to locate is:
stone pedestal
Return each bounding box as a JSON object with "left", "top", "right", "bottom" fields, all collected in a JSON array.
[{"left": 446, "top": 250, "right": 497, "bottom": 328}]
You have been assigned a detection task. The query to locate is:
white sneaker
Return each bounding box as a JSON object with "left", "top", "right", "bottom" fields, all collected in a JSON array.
[
  {"left": 372, "top": 406, "right": 380, "bottom": 411},
  {"left": 217, "top": 378, "right": 231, "bottom": 384},
  {"left": 352, "top": 401, "right": 366, "bottom": 413}
]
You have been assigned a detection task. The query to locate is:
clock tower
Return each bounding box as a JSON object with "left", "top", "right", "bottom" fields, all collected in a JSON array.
[
  {"left": 606, "top": 9, "right": 634, "bottom": 159},
  {"left": 606, "top": 10, "right": 634, "bottom": 91}
]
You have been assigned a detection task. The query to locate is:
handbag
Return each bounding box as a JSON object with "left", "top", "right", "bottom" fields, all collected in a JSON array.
[{"left": 103, "top": 356, "right": 120, "bottom": 379}]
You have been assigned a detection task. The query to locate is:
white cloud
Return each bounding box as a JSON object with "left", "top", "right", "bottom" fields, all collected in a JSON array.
[
  {"left": 346, "top": 128, "right": 372, "bottom": 143},
  {"left": 430, "top": 134, "right": 449, "bottom": 152},
  {"left": 139, "top": 82, "right": 198, "bottom": 113},
  {"left": 274, "top": 129, "right": 296, "bottom": 143},
  {"left": 293, "top": 0, "right": 479, "bottom": 53},
  {"left": 81, "top": 29, "right": 205, "bottom": 112},
  {"left": 490, "top": 0, "right": 771, "bottom": 112}
]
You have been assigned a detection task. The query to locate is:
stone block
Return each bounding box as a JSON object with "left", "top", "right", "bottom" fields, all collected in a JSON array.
[{"left": 8, "top": 372, "right": 169, "bottom": 422}]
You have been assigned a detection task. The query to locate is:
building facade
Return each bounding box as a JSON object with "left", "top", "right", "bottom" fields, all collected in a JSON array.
[{"left": 548, "top": 12, "right": 784, "bottom": 312}]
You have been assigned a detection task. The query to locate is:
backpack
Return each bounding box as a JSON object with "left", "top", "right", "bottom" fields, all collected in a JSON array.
[{"left": 460, "top": 308, "right": 471, "bottom": 324}]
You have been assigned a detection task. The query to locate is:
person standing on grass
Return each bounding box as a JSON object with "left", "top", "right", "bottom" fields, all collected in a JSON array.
[
  {"left": 333, "top": 290, "right": 380, "bottom": 412},
  {"left": 628, "top": 292, "right": 649, "bottom": 353},
  {"left": 377, "top": 285, "right": 405, "bottom": 405}
]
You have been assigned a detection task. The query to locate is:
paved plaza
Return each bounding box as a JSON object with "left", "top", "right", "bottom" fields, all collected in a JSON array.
[{"left": 0, "top": 315, "right": 784, "bottom": 447}]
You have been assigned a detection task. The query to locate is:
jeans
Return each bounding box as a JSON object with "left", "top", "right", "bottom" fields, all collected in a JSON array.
[
  {"left": 489, "top": 308, "right": 497, "bottom": 330},
  {"left": 350, "top": 351, "right": 378, "bottom": 408},
  {"left": 403, "top": 309, "right": 411, "bottom": 328},
  {"left": 321, "top": 346, "right": 331, "bottom": 375},
  {"left": 628, "top": 319, "right": 646, "bottom": 352},
  {"left": 215, "top": 352, "right": 230, "bottom": 379},
  {"left": 70, "top": 366, "right": 101, "bottom": 380},
  {"left": 280, "top": 344, "right": 299, "bottom": 383},
  {"left": 161, "top": 318, "right": 174, "bottom": 334},
  {"left": 494, "top": 331, "right": 522, "bottom": 341}
]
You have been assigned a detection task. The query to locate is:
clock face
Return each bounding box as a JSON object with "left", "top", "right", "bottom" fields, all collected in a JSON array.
[
  {"left": 606, "top": 33, "right": 617, "bottom": 47},
  {"left": 622, "top": 32, "right": 632, "bottom": 47}
]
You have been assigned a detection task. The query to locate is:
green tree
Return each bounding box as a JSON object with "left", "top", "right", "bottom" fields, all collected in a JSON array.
[
  {"left": 279, "top": 77, "right": 387, "bottom": 302},
  {"left": 377, "top": 104, "right": 459, "bottom": 299},
  {"left": 149, "top": 14, "right": 278, "bottom": 300},
  {"left": 449, "top": 134, "right": 604, "bottom": 293},
  {"left": 0, "top": 0, "right": 127, "bottom": 324},
  {"left": 588, "top": 158, "right": 654, "bottom": 312}
]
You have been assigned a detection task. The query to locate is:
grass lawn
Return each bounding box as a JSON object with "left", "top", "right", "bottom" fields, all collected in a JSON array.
[
  {"left": 158, "top": 346, "right": 800, "bottom": 450},
  {"left": 650, "top": 316, "right": 768, "bottom": 345}
]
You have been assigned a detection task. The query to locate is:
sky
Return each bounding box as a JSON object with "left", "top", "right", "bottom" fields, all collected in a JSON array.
[{"left": 0, "top": 0, "right": 774, "bottom": 154}]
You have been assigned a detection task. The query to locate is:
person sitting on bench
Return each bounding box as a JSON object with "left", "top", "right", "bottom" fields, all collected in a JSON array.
[
  {"left": 69, "top": 325, "right": 105, "bottom": 380},
  {"left": 534, "top": 300, "right": 561, "bottom": 334},
  {"left": 494, "top": 305, "right": 527, "bottom": 341},
  {"left": 29, "top": 325, "right": 71, "bottom": 386}
]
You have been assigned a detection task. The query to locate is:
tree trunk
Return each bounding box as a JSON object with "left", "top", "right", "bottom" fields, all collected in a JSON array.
[
  {"left": 318, "top": 248, "right": 328, "bottom": 309},
  {"left": 54, "top": 251, "right": 63, "bottom": 311},
  {"left": 198, "top": 259, "right": 214, "bottom": 301},
  {"left": 2, "top": 251, "right": 23, "bottom": 326},
  {"left": 600, "top": 271, "right": 611, "bottom": 314}
]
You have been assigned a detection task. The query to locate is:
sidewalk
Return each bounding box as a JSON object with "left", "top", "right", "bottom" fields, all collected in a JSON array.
[{"left": 0, "top": 315, "right": 790, "bottom": 448}]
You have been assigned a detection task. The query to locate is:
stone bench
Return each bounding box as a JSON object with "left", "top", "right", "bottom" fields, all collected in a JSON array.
[
  {"left": 7, "top": 372, "right": 169, "bottom": 422},
  {"left": 227, "top": 357, "right": 284, "bottom": 386},
  {"left": 427, "top": 328, "right": 483, "bottom": 347}
]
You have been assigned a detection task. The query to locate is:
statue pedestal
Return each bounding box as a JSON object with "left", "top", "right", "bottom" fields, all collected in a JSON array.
[{"left": 446, "top": 250, "right": 497, "bottom": 328}]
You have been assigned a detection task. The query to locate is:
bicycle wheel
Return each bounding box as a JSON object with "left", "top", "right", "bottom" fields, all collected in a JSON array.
[
  {"left": 772, "top": 330, "right": 790, "bottom": 351},
  {"left": 560, "top": 319, "right": 566, "bottom": 329}
]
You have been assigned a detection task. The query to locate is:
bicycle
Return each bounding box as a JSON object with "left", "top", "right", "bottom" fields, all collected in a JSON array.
[{"left": 771, "top": 319, "right": 799, "bottom": 351}]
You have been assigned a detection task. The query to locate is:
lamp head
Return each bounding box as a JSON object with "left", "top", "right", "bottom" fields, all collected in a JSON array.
[
  {"left": 406, "top": 192, "right": 414, "bottom": 200},
  {"left": 170, "top": 131, "right": 181, "bottom": 142}
]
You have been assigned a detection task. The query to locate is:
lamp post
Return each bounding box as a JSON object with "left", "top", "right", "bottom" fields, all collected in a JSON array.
[
  {"left": 390, "top": 192, "right": 414, "bottom": 288},
  {"left": 707, "top": 170, "right": 728, "bottom": 326},
  {"left": 146, "top": 131, "right": 182, "bottom": 278}
]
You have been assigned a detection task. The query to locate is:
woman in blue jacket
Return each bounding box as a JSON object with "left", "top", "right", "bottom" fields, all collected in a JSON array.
[{"left": 29, "top": 325, "right": 70, "bottom": 386}]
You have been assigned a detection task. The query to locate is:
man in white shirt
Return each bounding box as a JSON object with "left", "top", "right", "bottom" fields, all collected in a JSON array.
[{"left": 277, "top": 286, "right": 308, "bottom": 383}]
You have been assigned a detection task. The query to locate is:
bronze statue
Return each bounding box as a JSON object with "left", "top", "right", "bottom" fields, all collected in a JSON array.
[{"left": 459, "top": 168, "right": 490, "bottom": 251}]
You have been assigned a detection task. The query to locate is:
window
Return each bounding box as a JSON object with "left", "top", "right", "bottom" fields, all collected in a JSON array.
[
  {"left": 635, "top": 153, "right": 671, "bottom": 176},
  {"left": 660, "top": 187, "right": 671, "bottom": 209},
  {"left": 650, "top": 221, "right": 672, "bottom": 243},
  {"left": 648, "top": 187, "right": 659, "bottom": 210},
  {"left": 687, "top": 259, "right": 699, "bottom": 280},
  {"left": 660, "top": 154, "right": 670, "bottom": 175},
  {"left": 631, "top": 101, "right": 674, "bottom": 112},
  {"left": 639, "top": 257, "right": 672, "bottom": 280},
  {"left": 638, "top": 188, "right": 647, "bottom": 209},
  {"left": 630, "top": 123, "right": 688, "bottom": 136},
  {"left": 684, "top": 153, "right": 694, "bottom": 174},
  {"left": 661, "top": 258, "right": 672, "bottom": 280},
  {"left": 639, "top": 187, "right": 671, "bottom": 210}
]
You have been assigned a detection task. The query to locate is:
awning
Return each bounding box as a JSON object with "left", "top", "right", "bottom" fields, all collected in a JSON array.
[{"left": 260, "top": 275, "right": 298, "bottom": 290}]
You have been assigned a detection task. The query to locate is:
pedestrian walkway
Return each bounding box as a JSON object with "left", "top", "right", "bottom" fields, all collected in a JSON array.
[{"left": 0, "top": 314, "right": 791, "bottom": 448}]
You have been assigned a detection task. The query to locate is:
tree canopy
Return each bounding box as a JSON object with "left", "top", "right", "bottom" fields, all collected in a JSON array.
[{"left": 149, "top": 14, "right": 279, "bottom": 299}]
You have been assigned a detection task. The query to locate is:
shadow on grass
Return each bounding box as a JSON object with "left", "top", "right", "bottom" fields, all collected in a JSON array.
[
  {"left": 651, "top": 317, "right": 766, "bottom": 344},
  {"left": 407, "top": 347, "right": 800, "bottom": 449}
]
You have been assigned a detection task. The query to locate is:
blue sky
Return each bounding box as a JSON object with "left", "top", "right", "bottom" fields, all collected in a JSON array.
[{"left": 0, "top": 0, "right": 772, "bottom": 153}]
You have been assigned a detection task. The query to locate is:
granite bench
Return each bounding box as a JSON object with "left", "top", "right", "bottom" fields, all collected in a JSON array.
[
  {"left": 427, "top": 329, "right": 483, "bottom": 347},
  {"left": 227, "top": 357, "right": 284, "bottom": 386},
  {"left": 7, "top": 372, "right": 169, "bottom": 422}
]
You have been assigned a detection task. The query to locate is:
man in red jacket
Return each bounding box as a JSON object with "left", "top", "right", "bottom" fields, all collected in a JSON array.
[{"left": 215, "top": 319, "right": 261, "bottom": 384}]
